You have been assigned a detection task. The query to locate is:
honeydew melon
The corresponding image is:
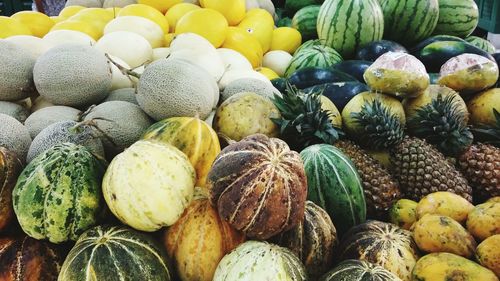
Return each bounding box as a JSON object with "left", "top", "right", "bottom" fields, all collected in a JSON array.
[
  {"left": 0, "top": 40, "right": 36, "bottom": 101},
  {"left": 104, "top": 16, "right": 164, "bottom": 48},
  {"left": 0, "top": 114, "right": 31, "bottom": 160},
  {"left": 218, "top": 69, "right": 272, "bottom": 90},
  {"left": 24, "top": 105, "right": 81, "bottom": 138},
  {"left": 152, "top": 48, "right": 170, "bottom": 61},
  {"left": 263, "top": 50, "right": 293, "bottom": 77},
  {"left": 169, "top": 32, "right": 215, "bottom": 53},
  {"left": 5, "top": 35, "right": 51, "bottom": 58},
  {"left": 217, "top": 48, "right": 253, "bottom": 71},
  {"left": 108, "top": 55, "right": 134, "bottom": 90},
  {"left": 0, "top": 101, "right": 30, "bottom": 123},
  {"left": 169, "top": 49, "right": 225, "bottom": 81},
  {"left": 42, "top": 30, "right": 96, "bottom": 47},
  {"left": 95, "top": 31, "right": 153, "bottom": 68}
]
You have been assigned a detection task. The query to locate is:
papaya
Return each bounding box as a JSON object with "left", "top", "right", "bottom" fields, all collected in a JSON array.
[
  {"left": 476, "top": 235, "right": 500, "bottom": 277},
  {"left": 412, "top": 214, "right": 476, "bottom": 258},
  {"left": 466, "top": 202, "right": 500, "bottom": 241},
  {"left": 416, "top": 191, "right": 474, "bottom": 224},
  {"left": 389, "top": 199, "right": 417, "bottom": 230},
  {"left": 487, "top": 197, "right": 500, "bottom": 203}
]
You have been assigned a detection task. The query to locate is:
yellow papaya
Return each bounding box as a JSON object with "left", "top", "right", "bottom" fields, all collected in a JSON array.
[
  {"left": 389, "top": 199, "right": 418, "bottom": 230},
  {"left": 467, "top": 202, "right": 500, "bottom": 241},
  {"left": 416, "top": 191, "right": 474, "bottom": 224},
  {"left": 476, "top": 234, "right": 500, "bottom": 277}
]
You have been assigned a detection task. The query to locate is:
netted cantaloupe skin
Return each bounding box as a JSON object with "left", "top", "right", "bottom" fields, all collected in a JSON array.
[
  {"left": 103, "top": 88, "right": 138, "bottom": 105},
  {"left": 24, "top": 105, "right": 81, "bottom": 139},
  {"left": 33, "top": 44, "right": 112, "bottom": 107},
  {"left": 0, "top": 41, "right": 36, "bottom": 101},
  {"left": 221, "top": 78, "right": 280, "bottom": 102},
  {"left": 0, "top": 114, "right": 31, "bottom": 161},
  {"left": 0, "top": 101, "right": 30, "bottom": 123}
]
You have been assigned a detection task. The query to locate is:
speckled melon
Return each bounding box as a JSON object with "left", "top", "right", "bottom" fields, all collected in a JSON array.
[
  {"left": 0, "top": 40, "right": 36, "bottom": 101},
  {"left": 0, "top": 113, "right": 32, "bottom": 160},
  {"left": 104, "top": 88, "right": 138, "bottom": 105},
  {"left": 13, "top": 143, "right": 107, "bottom": 243},
  {"left": 33, "top": 44, "right": 112, "bottom": 107},
  {"left": 24, "top": 106, "right": 81, "bottom": 139},
  {"left": 27, "top": 120, "right": 105, "bottom": 163},
  {"left": 320, "top": 259, "right": 403, "bottom": 281},
  {"left": 221, "top": 78, "right": 281, "bottom": 102},
  {"left": 213, "top": 241, "right": 307, "bottom": 281},
  {"left": 136, "top": 58, "right": 216, "bottom": 121},
  {"left": 163, "top": 188, "right": 245, "bottom": 281},
  {"left": 102, "top": 140, "right": 195, "bottom": 232},
  {"left": 0, "top": 147, "right": 22, "bottom": 233},
  {"left": 59, "top": 225, "right": 173, "bottom": 281},
  {"left": 0, "top": 101, "right": 30, "bottom": 123},
  {"left": 82, "top": 101, "right": 152, "bottom": 158}
]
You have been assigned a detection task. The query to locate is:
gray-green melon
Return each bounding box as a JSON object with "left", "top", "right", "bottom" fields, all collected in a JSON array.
[
  {"left": 221, "top": 78, "right": 281, "bottom": 102},
  {"left": 0, "top": 101, "right": 30, "bottom": 123},
  {"left": 103, "top": 88, "right": 138, "bottom": 105},
  {"left": 102, "top": 0, "right": 137, "bottom": 8},
  {"left": 0, "top": 113, "right": 31, "bottom": 160},
  {"left": 136, "top": 58, "right": 216, "bottom": 121},
  {"left": 24, "top": 106, "right": 81, "bottom": 138},
  {"left": 27, "top": 120, "right": 105, "bottom": 163},
  {"left": 82, "top": 101, "right": 152, "bottom": 157},
  {"left": 33, "top": 44, "right": 112, "bottom": 107},
  {"left": 0, "top": 40, "right": 36, "bottom": 101}
]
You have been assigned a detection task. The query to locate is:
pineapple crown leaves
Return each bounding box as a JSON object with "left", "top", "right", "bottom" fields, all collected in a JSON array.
[
  {"left": 408, "top": 94, "right": 473, "bottom": 156},
  {"left": 350, "top": 98, "right": 405, "bottom": 150},
  {"left": 271, "top": 83, "right": 343, "bottom": 151},
  {"left": 470, "top": 108, "right": 500, "bottom": 148}
]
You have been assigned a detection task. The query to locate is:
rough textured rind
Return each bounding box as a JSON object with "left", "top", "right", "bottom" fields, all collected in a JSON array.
[
  {"left": 433, "top": 0, "right": 479, "bottom": 38},
  {"left": 104, "top": 88, "right": 138, "bottom": 105},
  {"left": 59, "top": 225, "right": 172, "bottom": 281},
  {"left": 164, "top": 189, "right": 245, "bottom": 281},
  {"left": 27, "top": 120, "right": 105, "bottom": 163},
  {"left": 33, "top": 44, "right": 112, "bottom": 107},
  {"left": 24, "top": 106, "right": 81, "bottom": 139},
  {"left": 0, "top": 40, "right": 36, "bottom": 101},
  {"left": 300, "top": 144, "right": 366, "bottom": 236},
  {"left": 221, "top": 78, "right": 280, "bottom": 102},
  {"left": 272, "top": 201, "right": 338, "bottom": 279},
  {"left": 0, "top": 101, "right": 30, "bottom": 123},
  {"left": 102, "top": 140, "right": 195, "bottom": 232},
  {"left": 0, "top": 113, "right": 32, "bottom": 161},
  {"left": 320, "top": 259, "right": 403, "bottom": 281},
  {"left": 12, "top": 143, "right": 106, "bottom": 243},
  {"left": 317, "top": 0, "right": 384, "bottom": 58},
  {"left": 337, "top": 220, "right": 420, "bottom": 281},
  {"left": 213, "top": 241, "right": 307, "bottom": 281},
  {"left": 208, "top": 134, "right": 307, "bottom": 240},
  {"left": 143, "top": 117, "right": 220, "bottom": 188},
  {"left": 0, "top": 235, "right": 63, "bottom": 281},
  {"left": 0, "top": 148, "right": 22, "bottom": 232}
]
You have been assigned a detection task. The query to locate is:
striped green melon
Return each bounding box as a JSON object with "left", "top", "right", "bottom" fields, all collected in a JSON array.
[
  {"left": 465, "top": 36, "right": 496, "bottom": 54},
  {"left": 380, "top": 0, "right": 439, "bottom": 46},
  {"left": 320, "top": 259, "right": 403, "bottom": 281},
  {"left": 317, "top": 0, "right": 384, "bottom": 58},
  {"left": 292, "top": 5, "right": 321, "bottom": 41},
  {"left": 213, "top": 241, "right": 307, "bottom": 281},
  {"left": 285, "top": 45, "right": 343, "bottom": 77},
  {"left": 433, "top": 0, "right": 479, "bottom": 38},
  {"left": 12, "top": 143, "right": 106, "bottom": 243},
  {"left": 58, "top": 225, "right": 173, "bottom": 281},
  {"left": 300, "top": 144, "right": 366, "bottom": 236},
  {"left": 294, "top": 39, "right": 323, "bottom": 55}
]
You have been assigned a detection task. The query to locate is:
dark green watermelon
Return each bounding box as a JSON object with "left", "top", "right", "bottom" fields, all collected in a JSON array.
[
  {"left": 288, "top": 67, "right": 358, "bottom": 89},
  {"left": 465, "top": 36, "right": 496, "bottom": 54},
  {"left": 332, "top": 60, "right": 372, "bottom": 83},
  {"left": 285, "top": 0, "right": 323, "bottom": 15},
  {"left": 410, "top": 35, "right": 466, "bottom": 54},
  {"left": 276, "top": 17, "right": 293, "bottom": 27},
  {"left": 303, "top": 82, "right": 369, "bottom": 111},
  {"left": 355, "top": 40, "right": 408, "bottom": 61},
  {"left": 415, "top": 41, "right": 495, "bottom": 72}
]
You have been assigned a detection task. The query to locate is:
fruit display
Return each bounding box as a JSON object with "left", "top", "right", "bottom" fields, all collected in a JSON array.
[{"left": 0, "top": 0, "right": 499, "bottom": 280}]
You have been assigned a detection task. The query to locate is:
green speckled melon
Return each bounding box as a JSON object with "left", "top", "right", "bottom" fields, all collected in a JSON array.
[
  {"left": 13, "top": 142, "right": 106, "bottom": 243},
  {"left": 300, "top": 144, "right": 366, "bottom": 236},
  {"left": 320, "top": 259, "right": 403, "bottom": 281},
  {"left": 59, "top": 225, "right": 172, "bottom": 281},
  {"left": 213, "top": 241, "right": 307, "bottom": 281}
]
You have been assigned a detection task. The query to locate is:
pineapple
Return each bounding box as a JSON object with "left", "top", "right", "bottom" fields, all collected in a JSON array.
[
  {"left": 335, "top": 140, "right": 401, "bottom": 219},
  {"left": 458, "top": 143, "right": 500, "bottom": 201},
  {"left": 390, "top": 137, "right": 472, "bottom": 202}
]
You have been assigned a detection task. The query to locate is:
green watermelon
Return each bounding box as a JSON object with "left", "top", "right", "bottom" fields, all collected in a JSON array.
[
  {"left": 317, "top": 0, "right": 384, "bottom": 58},
  {"left": 465, "top": 36, "right": 496, "bottom": 54},
  {"left": 59, "top": 225, "right": 173, "bottom": 281},
  {"left": 292, "top": 5, "right": 321, "bottom": 41},
  {"left": 320, "top": 259, "right": 402, "bottom": 281},
  {"left": 433, "top": 0, "right": 479, "bottom": 38},
  {"left": 294, "top": 39, "right": 323, "bottom": 55},
  {"left": 12, "top": 143, "right": 106, "bottom": 243},
  {"left": 300, "top": 144, "right": 366, "bottom": 236},
  {"left": 380, "top": 0, "right": 439, "bottom": 46},
  {"left": 285, "top": 45, "right": 343, "bottom": 77}
]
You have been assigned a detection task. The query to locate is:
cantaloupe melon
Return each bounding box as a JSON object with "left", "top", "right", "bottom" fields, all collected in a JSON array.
[
  {"left": 82, "top": 101, "right": 152, "bottom": 158},
  {"left": 65, "top": 0, "right": 103, "bottom": 7},
  {"left": 5, "top": 35, "right": 51, "bottom": 58},
  {"left": 30, "top": 96, "right": 55, "bottom": 112},
  {"left": 218, "top": 69, "right": 272, "bottom": 90},
  {"left": 108, "top": 55, "right": 134, "bottom": 90},
  {"left": 136, "top": 58, "right": 216, "bottom": 121},
  {"left": 104, "top": 88, "right": 138, "bottom": 104},
  {"left": 263, "top": 50, "right": 292, "bottom": 77},
  {"left": 152, "top": 48, "right": 170, "bottom": 61},
  {"left": 0, "top": 40, "right": 37, "bottom": 101},
  {"left": 95, "top": 31, "right": 153, "bottom": 68},
  {"left": 27, "top": 120, "right": 105, "bottom": 162},
  {"left": 0, "top": 113, "right": 31, "bottom": 160},
  {"left": 33, "top": 44, "right": 112, "bottom": 107},
  {"left": 102, "top": 0, "right": 137, "bottom": 8},
  {"left": 0, "top": 101, "right": 30, "bottom": 123},
  {"left": 24, "top": 105, "right": 81, "bottom": 138},
  {"left": 217, "top": 48, "right": 253, "bottom": 71},
  {"left": 43, "top": 30, "right": 96, "bottom": 47},
  {"left": 222, "top": 78, "right": 280, "bottom": 102},
  {"left": 104, "top": 16, "right": 164, "bottom": 48}
]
